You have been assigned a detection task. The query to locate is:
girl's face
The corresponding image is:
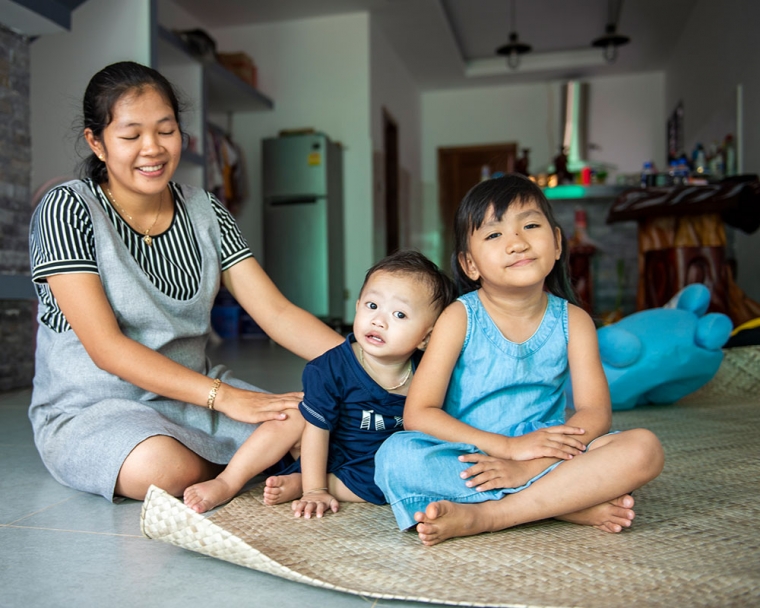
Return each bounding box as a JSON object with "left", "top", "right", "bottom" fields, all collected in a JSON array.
[
  {"left": 354, "top": 271, "right": 437, "bottom": 363},
  {"left": 458, "top": 199, "right": 561, "bottom": 292},
  {"left": 85, "top": 86, "right": 181, "bottom": 199}
]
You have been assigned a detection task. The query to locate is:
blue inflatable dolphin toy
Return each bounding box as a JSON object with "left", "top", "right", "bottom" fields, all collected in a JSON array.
[{"left": 578, "top": 283, "right": 733, "bottom": 410}]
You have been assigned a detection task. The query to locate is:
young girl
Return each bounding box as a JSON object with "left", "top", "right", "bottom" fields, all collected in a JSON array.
[{"left": 374, "top": 174, "right": 664, "bottom": 545}]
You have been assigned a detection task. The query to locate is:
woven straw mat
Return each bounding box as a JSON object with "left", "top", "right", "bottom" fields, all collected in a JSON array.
[{"left": 141, "top": 346, "right": 760, "bottom": 608}]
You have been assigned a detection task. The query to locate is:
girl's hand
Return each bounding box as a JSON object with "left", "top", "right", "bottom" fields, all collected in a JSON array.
[
  {"left": 458, "top": 454, "right": 537, "bottom": 491},
  {"left": 291, "top": 491, "right": 340, "bottom": 519},
  {"left": 214, "top": 384, "right": 303, "bottom": 424},
  {"left": 502, "top": 425, "right": 587, "bottom": 461}
]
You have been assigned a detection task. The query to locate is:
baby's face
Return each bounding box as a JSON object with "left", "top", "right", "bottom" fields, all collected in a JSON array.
[{"left": 353, "top": 271, "right": 437, "bottom": 362}]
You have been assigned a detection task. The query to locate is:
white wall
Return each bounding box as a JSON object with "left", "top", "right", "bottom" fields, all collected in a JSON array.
[
  {"left": 206, "top": 14, "right": 373, "bottom": 322},
  {"left": 30, "top": 0, "right": 152, "bottom": 189},
  {"left": 665, "top": 0, "right": 760, "bottom": 300},
  {"left": 369, "top": 20, "right": 422, "bottom": 259},
  {"left": 419, "top": 72, "right": 665, "bottom": 268}
]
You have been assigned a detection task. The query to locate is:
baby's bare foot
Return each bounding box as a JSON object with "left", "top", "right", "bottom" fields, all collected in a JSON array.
[
  {"left": 413, "top": 501, "right": 491, "bottom": 546},
  {"left": 557, "top": 494, "right": 635, "bottom": 533},
  {"left": 183, "top": 478, "right": 236, "bottom": 514},
  {"left": 263, "top": 473, "right": 302, "bottom": 505}
]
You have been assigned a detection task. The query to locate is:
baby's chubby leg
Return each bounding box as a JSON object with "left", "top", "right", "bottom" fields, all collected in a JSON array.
[{"left": 184, "top": 414, "right": 305, "bottom": 513}]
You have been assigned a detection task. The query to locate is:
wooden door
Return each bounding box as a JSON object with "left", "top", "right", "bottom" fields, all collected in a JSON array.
[{"left": 438, "top": 144, "right": 517, "bottom": 266}]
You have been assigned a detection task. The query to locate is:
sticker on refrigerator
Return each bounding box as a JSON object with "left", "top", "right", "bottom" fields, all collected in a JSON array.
[{"left": 307, "top": 152, "right": 322, "bottom": 166}]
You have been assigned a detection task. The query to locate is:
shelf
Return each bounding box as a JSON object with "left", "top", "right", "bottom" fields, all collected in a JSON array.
[
  {"left": 206, "top": 62, "right": 273, "bottom": 113},
  {"left": 157, "top": 26, "right": 197, "bottom": 66},
  {"left": 543, "top": 184, "right": 630, "bottom": 201},
  {"left": 157, "top": 26, "right": 274, "bottom": 114},
  {"left": 181, "top": 149, "right": 204, "bottom": 166}
]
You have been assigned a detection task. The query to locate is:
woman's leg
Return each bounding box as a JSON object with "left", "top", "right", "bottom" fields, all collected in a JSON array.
[
  {"left": 414, "top": 428, "right": 664, "bottom": 545},
  {"left": 115, "top": 435, "right": 222, "bottom": 500}
]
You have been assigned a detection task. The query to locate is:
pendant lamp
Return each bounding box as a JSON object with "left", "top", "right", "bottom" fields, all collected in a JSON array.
[
  {"left": 592, "top": 0, "right": 630, "bottom": 63},
  {"left": 495, "top": 0, "right": 532, "bottom": 70}
]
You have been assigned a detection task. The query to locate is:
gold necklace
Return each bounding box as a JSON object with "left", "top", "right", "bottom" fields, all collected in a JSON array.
[
  {"left": 105, "top": 185, "right": 163, "bottom": 246},
  {"left": 358, "top": 346, "right": 412, "bottom": 391}
]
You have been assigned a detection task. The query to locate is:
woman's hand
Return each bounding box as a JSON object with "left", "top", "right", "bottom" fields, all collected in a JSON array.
[
  {"left": 497, "top": 425, "right": 587, "bottom": 461},
  {"left": 213, "top": 384, "right": 303, "bottom": 424},
  {"left": 291, "top": 491, "right": 340, "bottom": 519},
  {"left": 458, "top": 454, "right": 538, "bottom": 491}
]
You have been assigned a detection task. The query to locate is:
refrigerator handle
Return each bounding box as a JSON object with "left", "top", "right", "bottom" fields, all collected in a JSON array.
[{"left": 266, "top": 196, "right": 321, "bottom": 205}]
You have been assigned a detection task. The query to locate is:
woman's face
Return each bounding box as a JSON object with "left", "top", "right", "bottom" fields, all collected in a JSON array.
[{"left": 86, "top": 86, "right": 182, "bottom": 199}]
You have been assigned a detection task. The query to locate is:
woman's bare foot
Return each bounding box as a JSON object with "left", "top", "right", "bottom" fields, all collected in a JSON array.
[
  {"left": 414, "top": 501, "right": 493, "bottom": 546},
  {"left": 556, "top": 494, "right": 635, "bottom": 533},
  {"left": 183, "top": 477, "right": 237, "bottom": 514},
  {"left": 263, "top": 473, "right": 302, "bottom": 505}
]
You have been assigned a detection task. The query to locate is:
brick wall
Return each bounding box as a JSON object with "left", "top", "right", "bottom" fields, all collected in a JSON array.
[{"left": 0, "top": 23, "right": 34, "bottom": 391}]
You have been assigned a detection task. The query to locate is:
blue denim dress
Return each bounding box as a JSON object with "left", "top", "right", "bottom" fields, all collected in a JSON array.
[{"left": 375, "top": 290, "right": 569, "bottom": 530}]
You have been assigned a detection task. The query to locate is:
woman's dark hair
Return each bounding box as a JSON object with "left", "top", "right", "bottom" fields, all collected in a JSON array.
[
  {"left": 361, "top": 249, "right": 457, "bottom": 316},
  {"left": 79, "top": 61, "right": 185, "bottom": 182},
  {"left": 451, "top": 173, "right": 578, "bottom": 304}
]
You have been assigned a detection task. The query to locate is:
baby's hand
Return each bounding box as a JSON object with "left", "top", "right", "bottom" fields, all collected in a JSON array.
[
  {"left": 505, "top": 425, "right": 586, "bottom": 461},
  {"left": 291, "top": 491, "right": 339, "bottom": 519},
  {"left": 458, "top": 454, "right": 536, "bottom": 491}
]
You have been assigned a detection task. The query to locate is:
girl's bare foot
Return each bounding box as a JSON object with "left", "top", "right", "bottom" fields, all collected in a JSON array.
[
  {"left": 556, "top": 494, "right": 635, "bottom": 533},
  {"left": 183, "top": 478, "right": 237, "bottom": 514},
  {"left": 263, "top": 473, "right": 302, "bottom": 505},
  {"left": 414, "top": 501, "right": 493, "bottom": 546}
]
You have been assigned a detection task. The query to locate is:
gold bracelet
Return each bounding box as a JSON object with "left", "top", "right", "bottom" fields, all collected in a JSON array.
[
  {"left": 302, "top": 487, "right": 328, "bottom": 496},
  {"left": 207, "top": 378, "right": 222, "bottom": 410}
]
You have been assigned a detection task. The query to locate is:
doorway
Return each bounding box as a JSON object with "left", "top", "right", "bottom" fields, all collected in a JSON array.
[
  {"left": 383, "top": 109, "right": 399, "bottom": 255},
  {"left": 437, "top": 143, "right": 517, "bottom": 264}
]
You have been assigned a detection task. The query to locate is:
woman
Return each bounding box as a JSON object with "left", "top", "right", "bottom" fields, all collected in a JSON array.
[{"left": 28, "top": 61, "right": 343, "bottom": 502}]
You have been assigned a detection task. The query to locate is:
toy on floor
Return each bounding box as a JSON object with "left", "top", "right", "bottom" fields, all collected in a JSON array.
[{"left": 590, "top": 283, "right": 732, "bottom": 410}]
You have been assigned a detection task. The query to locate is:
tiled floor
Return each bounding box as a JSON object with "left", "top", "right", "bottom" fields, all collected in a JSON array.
[{"left": 0, "top": 339, "right": 447, "bottom": 608}]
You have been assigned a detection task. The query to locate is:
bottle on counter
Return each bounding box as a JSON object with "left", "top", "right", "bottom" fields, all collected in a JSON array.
[
  {"left": 640, "top": 161, "right": 656, "bottom": 188},
  {"left": 724, "top": 134, "right": 737, "bottom": 177},
  {"left": 668, "top": 160, "right": 678, "bottom": 186},
  {"left": 693, "top": 143, "right": 708, "bottom": 175}
]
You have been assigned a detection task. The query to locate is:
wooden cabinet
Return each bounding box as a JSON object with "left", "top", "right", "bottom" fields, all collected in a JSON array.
[{"left": 154, "top": 26, "right": 274, "bottom": 188}]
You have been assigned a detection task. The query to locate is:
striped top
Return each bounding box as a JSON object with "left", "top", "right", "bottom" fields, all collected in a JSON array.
[{"left": 30, "top": 179, "right": 253, "bottom": 332}]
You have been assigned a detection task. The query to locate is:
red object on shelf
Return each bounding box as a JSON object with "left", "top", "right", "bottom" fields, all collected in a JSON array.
[{"left": 580, "top": 166, "right": 592, "bottom": 185}]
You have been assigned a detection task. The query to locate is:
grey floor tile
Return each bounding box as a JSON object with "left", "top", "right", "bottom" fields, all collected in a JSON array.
[
  {"left": 0, "top": 444, "right": 79, "bottom": 524},
  {"left": 0, "top": 526, "right": 390, "bottom": 608},
  {"left": 0, "top": 341, "right": 451, "bottom": 607}
]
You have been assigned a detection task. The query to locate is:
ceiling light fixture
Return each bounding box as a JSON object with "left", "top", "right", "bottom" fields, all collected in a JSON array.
[
  {"left": 495, "top": 0, "right": 532, "bottom": 70},
  {"left": 592, "top": 0, "right": 630, "bottom": 63}
]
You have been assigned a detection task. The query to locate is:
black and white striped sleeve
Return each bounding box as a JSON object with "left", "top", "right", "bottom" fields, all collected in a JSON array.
[
  {"left": 209, "top": 194, "right": 254, "bottom": 270},
  {"left": 30, "top": 186, "right": 98, "bottom": 283}
]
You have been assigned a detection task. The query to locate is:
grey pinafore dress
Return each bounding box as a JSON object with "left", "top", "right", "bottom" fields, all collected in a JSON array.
[{"left": 29, "top": 180, "right": 261, "bottom": 501}]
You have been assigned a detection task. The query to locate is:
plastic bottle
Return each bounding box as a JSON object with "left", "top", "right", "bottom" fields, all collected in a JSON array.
[
  {"left": 640, "top": 161, "right": 656, "bottom": 188},
  {"left": 693, "top": 143, "right": 707, "bottom": 175},
  {"left": 724, "top": 135, "right": 736, "bottom": 177},
  {"left": 668, "top": 160, "right": 678, "bottom": 186}
]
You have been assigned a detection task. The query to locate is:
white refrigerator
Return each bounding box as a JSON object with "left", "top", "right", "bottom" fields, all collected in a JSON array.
[{"left": 262, "top": 133, "right": 344, "bottom": 325}]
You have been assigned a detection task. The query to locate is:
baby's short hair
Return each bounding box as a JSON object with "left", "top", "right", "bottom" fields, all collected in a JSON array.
[{"left": 361, "top": 250, "right": 456, "bottom": 315}]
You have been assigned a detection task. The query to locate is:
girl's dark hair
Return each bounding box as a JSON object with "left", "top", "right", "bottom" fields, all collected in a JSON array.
[
  {"left": 451, "top": 173, "right": 578, "bottom": 304},
  {"left": 79, "top": 61, "right": 185, "bottom": 182},
  {"left": 361, "top": 249, "right": 457, "bottom": 316}
]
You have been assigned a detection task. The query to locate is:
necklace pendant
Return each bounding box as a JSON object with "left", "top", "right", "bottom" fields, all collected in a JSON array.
[{"left": 143, "top": 234, "right": 153, "bottom": 246}]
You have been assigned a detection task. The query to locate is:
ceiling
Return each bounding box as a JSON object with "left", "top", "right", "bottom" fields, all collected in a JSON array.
[{"left": 169, "top": 0, "right": 698, "bottom": 90}]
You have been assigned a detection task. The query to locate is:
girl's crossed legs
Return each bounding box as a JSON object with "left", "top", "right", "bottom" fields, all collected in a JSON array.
[{"left": 414, "top": 428, "right": 664, "bottom": 545}]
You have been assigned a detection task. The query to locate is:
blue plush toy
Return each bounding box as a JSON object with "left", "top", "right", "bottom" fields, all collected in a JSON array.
[{"left": 591, "top": 283, "right": 732, "bottom": 410}]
